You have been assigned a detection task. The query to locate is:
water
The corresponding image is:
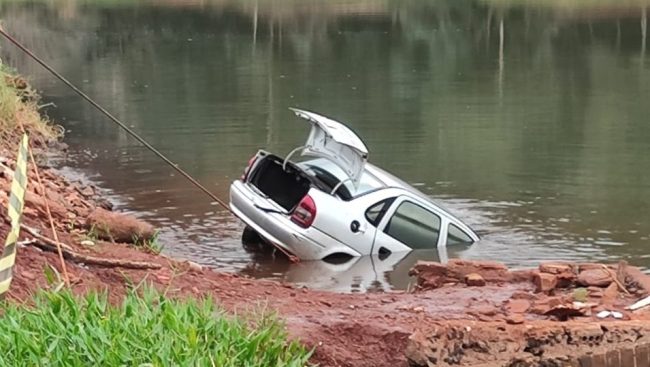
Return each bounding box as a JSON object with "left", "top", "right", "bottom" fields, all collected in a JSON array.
[{"left": 1, "top": 0, "right": 650, "bottom": 292}]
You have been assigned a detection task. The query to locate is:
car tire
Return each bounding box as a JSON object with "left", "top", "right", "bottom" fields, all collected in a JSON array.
[
  {"left": 241, "top": 226, "right": 273, "bottom": 254},
  {"left": 242, "top": 225, "right": 261, "bottom": 244}
]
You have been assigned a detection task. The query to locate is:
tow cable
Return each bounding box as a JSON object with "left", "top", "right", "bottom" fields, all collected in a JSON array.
[{"left": 0, "top": 26, "right": 300, "bottom": 263}]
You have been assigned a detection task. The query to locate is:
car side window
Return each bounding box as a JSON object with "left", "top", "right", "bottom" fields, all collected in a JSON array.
[
  {"left": 447, "top": 223, "right": 474, "bottom": 246},
  {"left": 384, "top": 201, "right": 441, "bottom": 249},
  {"left": 365, "top": 197, "right": 396, "bottom": 226}
]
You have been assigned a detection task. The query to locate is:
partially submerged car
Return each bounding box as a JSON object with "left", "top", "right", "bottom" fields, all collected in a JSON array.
[{"left": 229, "top": 108, "right": 479, "bottom": 261}]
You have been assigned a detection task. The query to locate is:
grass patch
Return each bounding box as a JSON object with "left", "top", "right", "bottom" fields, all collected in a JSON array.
[
  {"left": 0, "top": 60, "right": 60, "bottom": 144},
  {"left": 0, "top": 287, "right": 312, "bottom": 366},
  {"left": 136, "top": 230, "right": 165, "bottom": 254}
]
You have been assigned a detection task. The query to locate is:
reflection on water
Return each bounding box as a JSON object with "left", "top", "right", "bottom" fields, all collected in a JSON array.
[
  {"left": 240, "top": 248, "right": 456, "bottom": 293},
  {"left": 1, "top": 0, "right": 650, "bottom": 292}
]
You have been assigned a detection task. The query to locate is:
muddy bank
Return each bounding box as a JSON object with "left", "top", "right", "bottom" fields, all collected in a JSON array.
[
  {"left": 2, "top": 130, "right": 650, "bottom": 366},
  {"left": 406, "top": 259, "right": 650, "bottom": 366},
  {"left": 407, "top": 320, "right": 650, "bottom": 367}
]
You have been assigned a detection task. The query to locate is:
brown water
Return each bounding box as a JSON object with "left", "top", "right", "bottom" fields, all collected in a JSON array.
[{"left": 1, "top": 0, "right": 650, "bottom": 292}]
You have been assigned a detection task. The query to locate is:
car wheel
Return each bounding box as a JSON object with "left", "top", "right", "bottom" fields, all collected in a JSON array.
[
  {"left": 242, "top": 225, "right": 262, "bottom": 244},
  {"left": 241, "top": 226, "right": 273, "bottom": 254}
]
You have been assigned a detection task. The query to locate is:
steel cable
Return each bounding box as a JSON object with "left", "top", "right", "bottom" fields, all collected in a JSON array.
[{"left": 0, "top": 27, "right": 300, "bottom": 262}]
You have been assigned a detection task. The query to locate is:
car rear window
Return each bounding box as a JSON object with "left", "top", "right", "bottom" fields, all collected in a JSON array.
[{"left": 301, "top": 159, "right": 383, "bottom": 198}]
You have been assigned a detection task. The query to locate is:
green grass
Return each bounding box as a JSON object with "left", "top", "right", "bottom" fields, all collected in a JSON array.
[
  {"left": 134, "top": 230, "right": 165, "bottom": 255},
  {"left": 0, "top": 287, "right": 312, "bottom": 366}
]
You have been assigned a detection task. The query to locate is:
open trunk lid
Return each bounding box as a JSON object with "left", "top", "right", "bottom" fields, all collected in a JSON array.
[{"left": 290, "top": 108, "right": 368, "bottom": 188}]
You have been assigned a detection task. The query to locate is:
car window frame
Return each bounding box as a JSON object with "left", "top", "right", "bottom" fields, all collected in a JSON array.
[
  {"left": 446, "top": 222, "right": 475, "bottom": 246},
  {"left": 364, "top": 197, "right": 397, "bottom": 227},
  {"left": 375, "top": 195, "right": 449, "bottom": 249}
]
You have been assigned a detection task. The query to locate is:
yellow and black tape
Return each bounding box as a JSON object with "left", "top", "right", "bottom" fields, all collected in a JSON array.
[{"left": 0, "top": 134, "right": 29, "bottom": 297}]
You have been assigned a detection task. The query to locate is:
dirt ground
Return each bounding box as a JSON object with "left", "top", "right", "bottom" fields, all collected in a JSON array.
[{"left": 3, "top": 133, "right": 650, "bottom": 367}]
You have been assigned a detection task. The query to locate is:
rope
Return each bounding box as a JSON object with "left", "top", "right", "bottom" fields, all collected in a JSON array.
[
  {"left": 0, "top": 26, "right": 229, "bottom": 210},
  {"left": 0, "top": 27, "right": 300, "bottom": 263}
]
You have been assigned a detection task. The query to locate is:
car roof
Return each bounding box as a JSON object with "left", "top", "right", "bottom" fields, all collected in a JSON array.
[
  {"left": 300, "top": 157, "right": 460, "bottom": 219},
  {"left": 363, "top": 163, "right": 463, "bottom": 220}
]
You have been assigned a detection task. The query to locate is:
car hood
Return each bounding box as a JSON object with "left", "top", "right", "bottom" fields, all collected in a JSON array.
[{"left": 290, "top": 107, "right": 368, "bottom": 187}]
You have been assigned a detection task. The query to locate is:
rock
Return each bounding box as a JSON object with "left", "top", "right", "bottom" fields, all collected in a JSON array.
[
  {"left": 65, "top": 192, "right": 88, "bottom": 209},
  {"left": 539, "top": 262, "right": 575, "bottom": 275},
  {"left": 25, "top": 191, "right": 68, "bottom": 219},
  {"left": 539, "top": 263, "right": 578, "bottom": 288},
  {"left": 588, "top": 287, "right": 604, "bottom": 298},
  {"left": 473, "top": 306, "right": 498, "bottom": 317},
  {"left": 187, "top": 261, "right": 203, "bottom": 272},
  {"left": 96, "top": 197, "right": 114, "bottom": 211},
  {"left": 506, "top": 314, "right": 525, "bottom": 325},
  {"left": 409, "top": 261, "right": 450, "bottom": 289},
  {"left": 530, "top": 297, "right": 564, "bottom": 315},
  {"left": 505, "top": 299, "right": 530, "bottom": 314},
  {"left": 80, "top": 240, "right": 95, "bottom": 247},
  {"left": 511, "top": 291, "right": 539, "bottom": 301},
  {"left": 447, "top": 259, "right": 510, "bottom": 282},
  {"left": 86, "top": 208, "right": 155, "bottom": 243},
  {"left": 579, "top": 263, "right": 613, "bottom": 271},
  {"left": 510, "top": 269, "right": 537, "bottom": 283},
  {"left": 465, "top": 273, "right": 486, "bottom": 287},
  {"left": 601, "top": 282, "right": 619, "bottom": 307},
  {"left": 534, "top": 272, "right": 558, "bottom": 293},
  {"left": 409, "top": 261, "right": 448, "bottom": 277},
  {"left": 624, "top": 265, "right": 650, "bottom": 295},
  {"left": 405, "top": 331, "right": 435, "bottom": 367},
  {"left": 78, "top": 186, "right": 94, "bottom": 198},
  {"left": 578, "top": 268, "right": 613, "bottom": 287}
]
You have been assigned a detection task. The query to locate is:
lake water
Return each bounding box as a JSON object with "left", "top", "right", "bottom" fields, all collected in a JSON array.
[{"left": 1, "top": 0, "right": 650, "bottom": 292}]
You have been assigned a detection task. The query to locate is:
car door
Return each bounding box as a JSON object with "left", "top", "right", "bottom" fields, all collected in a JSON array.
[
  {"left": 372, "top": 196, "right": 446, "bottom": 254},
  {"left": 308, "top": 189, "right": 380, "bottom": 256}
]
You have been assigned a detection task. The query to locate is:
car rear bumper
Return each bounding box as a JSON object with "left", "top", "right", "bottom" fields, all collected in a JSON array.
[{"left": 229, "top": 180, "right": 360, "bottom": 260}]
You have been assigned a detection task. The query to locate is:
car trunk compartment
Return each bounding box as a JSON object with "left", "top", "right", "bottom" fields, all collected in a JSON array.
[{"left": 248, "top": 154, "right": 311, "bottom": 212}]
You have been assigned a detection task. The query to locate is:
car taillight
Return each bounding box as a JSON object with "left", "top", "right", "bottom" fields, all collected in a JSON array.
[
  {"left": 291, "top": 195, "right": 317, "bottom": 228},
  {"left": 241, "top": 154, "right": 257, "bottom": 181}
]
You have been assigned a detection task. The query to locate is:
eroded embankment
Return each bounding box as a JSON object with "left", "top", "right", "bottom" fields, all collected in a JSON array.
[
  {"left": 3, "top": 72, "right": 650, "bottom": 367},
  {"left": 406, "top": 260, "right": 650, "bottom": 366},
  {"left": 407, "top": 320, "right": 650, "bottom": 367}
]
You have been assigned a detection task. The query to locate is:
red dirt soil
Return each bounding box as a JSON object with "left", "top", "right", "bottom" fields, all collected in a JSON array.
[{"left": 2, "top": 133, "right": 650, "bottom": 367}]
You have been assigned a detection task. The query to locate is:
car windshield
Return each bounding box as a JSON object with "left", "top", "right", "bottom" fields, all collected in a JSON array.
[{"left": 299, "top": 158, "right": 383, "bottom": 198}]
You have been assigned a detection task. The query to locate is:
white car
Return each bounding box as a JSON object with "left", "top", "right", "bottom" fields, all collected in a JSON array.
[{"left": 229, "top": 108, "right": 479, "bottom": 261}]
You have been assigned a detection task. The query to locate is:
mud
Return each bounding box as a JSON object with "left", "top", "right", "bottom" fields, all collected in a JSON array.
[
  {"left": 406, "top": 320, "right": 650, "bottom": 367},
  {"left": 2, "top": 128, "right": 650, "bottom": 367}
]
